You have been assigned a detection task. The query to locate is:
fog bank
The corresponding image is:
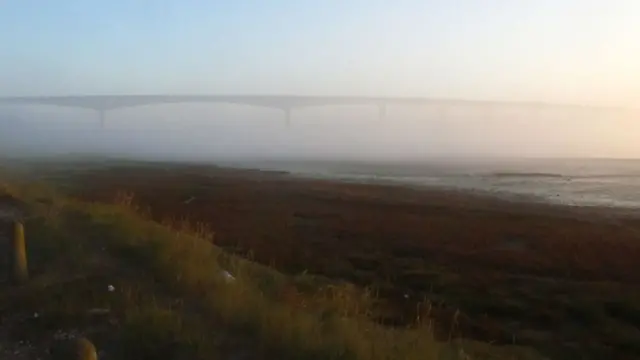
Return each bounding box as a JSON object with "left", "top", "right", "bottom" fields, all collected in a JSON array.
[{"left": 1, "top": 104, "right": 638, "bottom": 162}]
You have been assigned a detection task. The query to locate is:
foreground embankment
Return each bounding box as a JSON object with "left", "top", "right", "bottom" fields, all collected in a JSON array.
[
  {"left": 0, "top": 163, "right": 548, "bottom": 359},
  {"left": 6, "top": 158, "right": 640, "bottom": 359}
]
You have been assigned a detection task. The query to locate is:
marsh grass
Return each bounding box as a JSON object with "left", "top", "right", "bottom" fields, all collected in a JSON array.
[{"left": 0, "top": 179, "right": 544, "bottom": 360}]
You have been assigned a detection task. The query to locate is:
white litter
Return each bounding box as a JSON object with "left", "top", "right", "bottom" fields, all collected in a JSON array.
[
  {"left": 107, "top": 285, "right": 115, "bottom": 292},
  {"left": 221, "top": 270, "right": 236, "bottom": 283},
  {"left": 183, "top": 196, "right": 196, "bottom": 204}
]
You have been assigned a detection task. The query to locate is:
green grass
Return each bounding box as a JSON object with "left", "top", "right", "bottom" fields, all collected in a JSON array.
[{"left": 0, "top": 179, "right": 545, "bottom": 359}]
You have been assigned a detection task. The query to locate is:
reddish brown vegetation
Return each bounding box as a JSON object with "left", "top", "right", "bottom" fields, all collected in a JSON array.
[{"left": 55, "top": 163, "right": 640, "bottom": 359}]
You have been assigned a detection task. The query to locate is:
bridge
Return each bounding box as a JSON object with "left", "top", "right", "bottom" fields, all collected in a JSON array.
[{"left": 0, "top": 94, "right": 635, "bottom": 127}]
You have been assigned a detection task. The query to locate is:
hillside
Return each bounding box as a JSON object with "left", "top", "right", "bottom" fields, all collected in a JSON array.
[{"left": 0, "top": 175, "right": 544, "bottom": 359}]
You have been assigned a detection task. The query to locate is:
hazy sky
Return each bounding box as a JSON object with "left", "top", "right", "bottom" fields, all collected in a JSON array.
[
  {"left": 2, "top": 1, "right": 640, "bottom": 159},
  {"left": 1, "top": 0, "right": 639, "bottom": 106}
]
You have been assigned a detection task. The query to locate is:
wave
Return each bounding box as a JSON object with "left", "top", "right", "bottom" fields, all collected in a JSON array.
[
  {"left": 484, "top": 172, "right": 640, "bottom": 180},
  {"left": 485, "top": 172, "right": 566, "bottom": 179}
]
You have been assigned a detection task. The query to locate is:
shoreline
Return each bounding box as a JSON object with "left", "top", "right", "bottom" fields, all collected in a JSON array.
[
  {"left": 282, "top": 169, "right": 640, "bottom": 221},
  {"left": 14, "top": 155, "right": 640, "bottom": 222},
  {"left": 6, "top": 154, "right": 640, "bottom": 216}
]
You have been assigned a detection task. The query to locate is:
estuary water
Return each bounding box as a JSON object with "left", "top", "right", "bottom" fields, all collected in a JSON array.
[{"left": 226, "top": 158, "right": 640, "bottom": 209}]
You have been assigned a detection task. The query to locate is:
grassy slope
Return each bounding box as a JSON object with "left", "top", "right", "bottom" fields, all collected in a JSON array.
[
  {"left": 29, "top": 160, "right": 640, "bottom": 359},
  {"left": 0, "top": 178, "right": 545, "bottom": 359}
]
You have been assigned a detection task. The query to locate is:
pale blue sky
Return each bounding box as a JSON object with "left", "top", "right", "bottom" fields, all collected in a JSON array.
[{"left": 1, "top": 0, "right": 639, "bottom": 106}]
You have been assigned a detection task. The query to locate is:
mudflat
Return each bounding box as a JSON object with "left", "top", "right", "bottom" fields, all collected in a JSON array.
[{"left": 43, "top": 162, "right": 640, "bottom": 359}]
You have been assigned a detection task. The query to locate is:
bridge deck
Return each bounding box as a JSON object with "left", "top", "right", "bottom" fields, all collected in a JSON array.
[{"left": 0, "top": 95, "right": 631, "bottom": 112}]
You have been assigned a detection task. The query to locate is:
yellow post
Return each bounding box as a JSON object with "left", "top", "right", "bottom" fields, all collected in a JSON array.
[
  {"left": 75, "top": 337, "right": 98, "bottom": 360},
  {"left": 51, "top": 337, "right": 98, "bottom": 360},
  {"left": 12, "top": 221, "right": 28, "bottom": 284}
]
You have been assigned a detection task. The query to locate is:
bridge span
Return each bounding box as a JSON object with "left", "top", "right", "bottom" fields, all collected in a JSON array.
[{"left": 0, "top": 94, "right": 634, "bottom": 127}]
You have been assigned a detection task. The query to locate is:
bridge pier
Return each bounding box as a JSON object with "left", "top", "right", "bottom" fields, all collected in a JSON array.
[
  {"left": 378, "top": 104, "right": 387, "bottom": 121},
  {"left": 283, "top": 108, "right": 291, "bottom": 127},
  {"left": 97, "top": 110, "right": 106, "bottom": 128}
]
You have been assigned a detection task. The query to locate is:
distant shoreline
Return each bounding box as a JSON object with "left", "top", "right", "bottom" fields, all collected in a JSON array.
[
  {"left": 278, "top": 169, "right": 640, "bottom": 220},
  {"left": 4, "top": 154, "right": 640, "bottom": 217}
]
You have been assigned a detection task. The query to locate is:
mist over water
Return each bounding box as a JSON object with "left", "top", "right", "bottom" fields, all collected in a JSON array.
[
  {"left": 2, "top": 103, "right": 638, "bottom": 158},
  {"left": 1, "top": 0, "right": 638, "bottom": 210},
  {"left": 2, "top": 105, "right": 640, "bottom": 209}
]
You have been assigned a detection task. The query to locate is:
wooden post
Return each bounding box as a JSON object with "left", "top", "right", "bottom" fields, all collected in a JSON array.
[
  {"left": 51, "top": 336, "right": 98, "bottom": 360},
  {"left": 12, "top": 221, "right": 28, "bottom": 284},
  {"left": 75, "top": 337, "right": 98, "bottom": 360}
]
